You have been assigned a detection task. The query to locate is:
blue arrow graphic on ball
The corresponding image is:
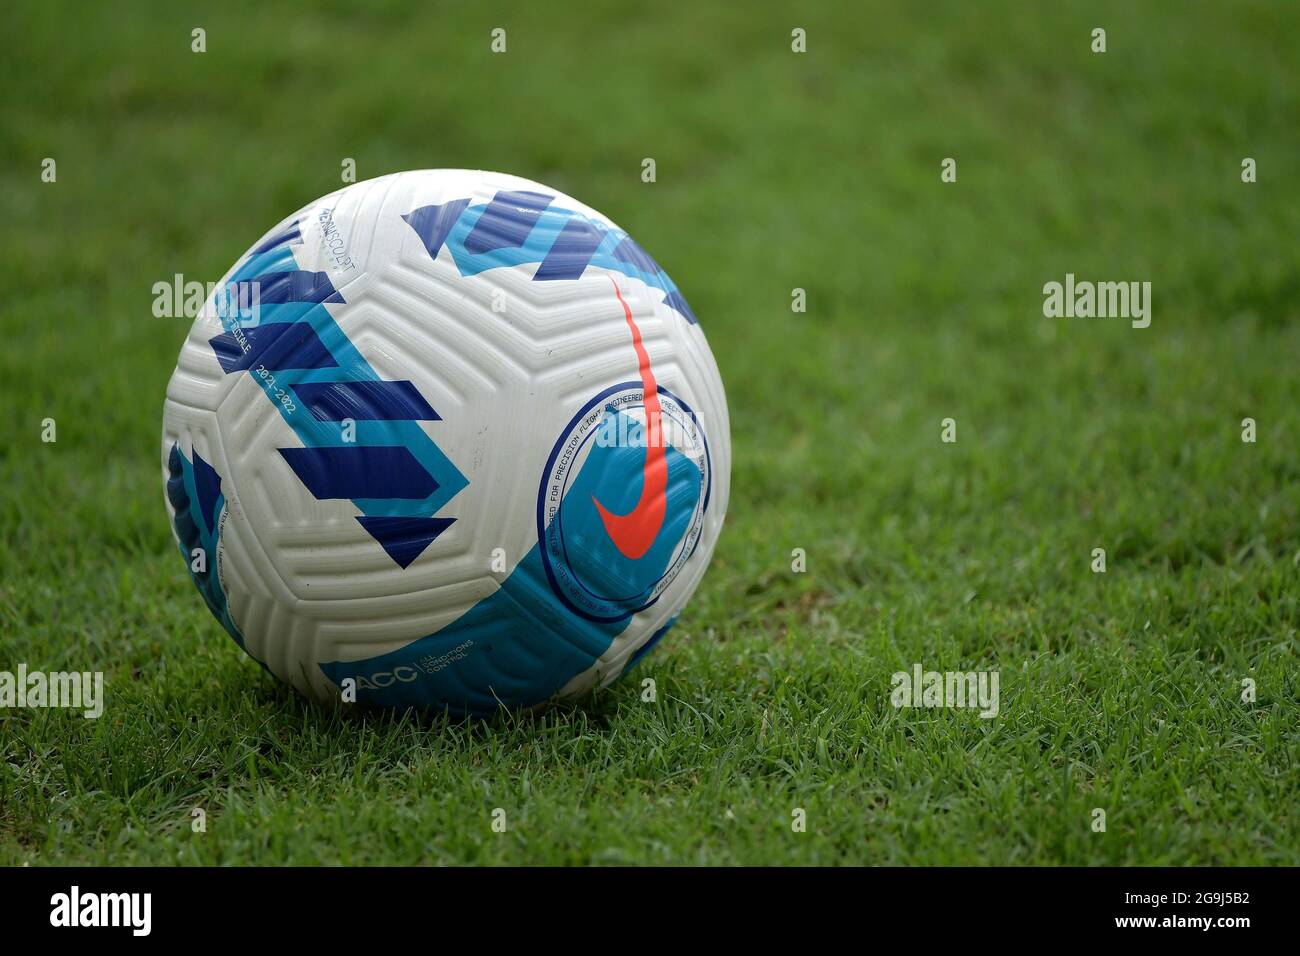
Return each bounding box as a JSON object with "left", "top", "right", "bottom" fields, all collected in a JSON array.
[{"left": 207, "top": 222, "right": 467, "bottom": 568}]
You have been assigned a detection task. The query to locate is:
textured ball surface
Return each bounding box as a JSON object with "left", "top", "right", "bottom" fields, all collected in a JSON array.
[{"left": 162, "top": 170, "right": 730, "bottom": 715}]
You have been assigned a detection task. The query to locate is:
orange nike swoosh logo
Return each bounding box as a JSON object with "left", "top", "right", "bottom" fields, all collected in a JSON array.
[{"left": 592, "top": 277, "right": 667, "bottom": 560}]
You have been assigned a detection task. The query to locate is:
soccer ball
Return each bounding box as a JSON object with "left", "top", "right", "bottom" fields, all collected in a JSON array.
[{"left": 161, "top": 170, "right": 729, "bottom": 716}]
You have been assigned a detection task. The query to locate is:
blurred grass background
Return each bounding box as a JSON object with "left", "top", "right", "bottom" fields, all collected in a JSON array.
[{"left": 1, "top": 0, "right": 1297, "bottom": 864}]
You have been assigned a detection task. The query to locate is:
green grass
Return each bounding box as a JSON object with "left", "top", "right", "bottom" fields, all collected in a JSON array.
[{"left": 2, "top": 0, "right": 1298, "bottom": 864}]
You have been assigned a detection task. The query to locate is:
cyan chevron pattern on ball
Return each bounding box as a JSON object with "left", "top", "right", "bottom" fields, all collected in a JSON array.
[
  {"left": 205, "top": 222, "right": 468, "bottom": 569},
  {"left": 403, "top": 188, "right": 698, "bottom": 325}
]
